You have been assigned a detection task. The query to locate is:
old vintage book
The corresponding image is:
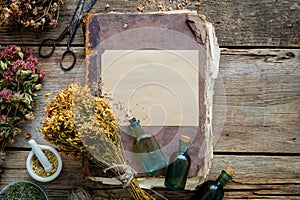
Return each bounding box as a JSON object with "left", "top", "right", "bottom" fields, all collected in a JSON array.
[{"left": 82, "top": 10, "right": 220, "bottom": 190}]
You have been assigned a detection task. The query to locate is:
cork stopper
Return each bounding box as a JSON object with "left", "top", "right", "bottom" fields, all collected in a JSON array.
[
  {"left": 225, "top": 166, "right": 234, "bottom": 177},
  {"left": 180, "top": 135, "right": 191, "bottom": 143}
]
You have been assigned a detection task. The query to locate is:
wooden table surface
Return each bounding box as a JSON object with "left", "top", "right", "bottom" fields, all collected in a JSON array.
[{"left": 0, "top": 1, "right": 299, "bottom": 199}]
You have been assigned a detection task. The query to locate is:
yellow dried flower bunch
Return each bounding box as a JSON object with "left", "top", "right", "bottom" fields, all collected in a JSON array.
[
  {"left": 94, "top": 97, "right": 121, "bottom": 146},
  {"left": 41, "top": 82, "right": 121, "bottom": 159},
  {"left": 41, "top": 83, "right": 154, "bottom": 200},
  {"left": 41, "top": 83, "right": 85, "bottom": 159}
]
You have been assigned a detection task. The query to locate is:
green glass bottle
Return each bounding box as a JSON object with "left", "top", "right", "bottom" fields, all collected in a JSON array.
[
  {"left": 129, "top": 117, "right": 168, "bottom": 176},
  {"left": 164, "top": 135, "right": 191, "bottom": 190},
  {"left": 190, "top": 167, "right": 233, "bottom": 200}
]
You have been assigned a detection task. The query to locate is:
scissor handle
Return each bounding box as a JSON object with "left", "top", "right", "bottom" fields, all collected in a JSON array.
[
  {"left": 39, "top": 38, "right": 56, "bottom": 58},
  {"left": 60, "top": 49, "right": 76, "bottom": 71}
]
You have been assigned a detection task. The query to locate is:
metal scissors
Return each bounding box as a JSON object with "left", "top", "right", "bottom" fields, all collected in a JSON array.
[{"left": 39, "top": 0, "right": 97, "bottom": 71}]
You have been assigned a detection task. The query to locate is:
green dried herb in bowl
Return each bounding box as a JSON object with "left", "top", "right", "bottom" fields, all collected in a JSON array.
[{"left": 0, "top": 180, "right": 49, "bottom": 200}]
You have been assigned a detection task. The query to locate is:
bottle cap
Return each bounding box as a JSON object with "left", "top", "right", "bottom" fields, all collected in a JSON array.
[
  {"left": 129, "top": 117, "right": 138, "bottom": 126},
  {"left": 180, "top": 135, "right": 191, "bottom": 143},
  {"left": 225, "top": 166, "right": 234, "bottom": 177}
]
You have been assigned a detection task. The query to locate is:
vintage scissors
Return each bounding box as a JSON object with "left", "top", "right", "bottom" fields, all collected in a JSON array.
[{"left": 39, "top": 0, "right": 97, "bottom": 71}]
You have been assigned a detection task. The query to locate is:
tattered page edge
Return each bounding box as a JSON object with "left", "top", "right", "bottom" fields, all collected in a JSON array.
[{"left": 186, "top": 13, "right": 220, "bottom": 187}]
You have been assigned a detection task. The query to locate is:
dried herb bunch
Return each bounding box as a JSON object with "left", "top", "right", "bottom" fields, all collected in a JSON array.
[
  {"left": 41, "top": 83, "right": 154, "bottom": 200},
  {"left": 0, "top": 45, "right": 45, "bottom": 153},
  {"left": 41, "top": 83, "right": 86, "bottom": 159},
  {"left": 0, "top": 0, "right": 65, "bottom": 30}
]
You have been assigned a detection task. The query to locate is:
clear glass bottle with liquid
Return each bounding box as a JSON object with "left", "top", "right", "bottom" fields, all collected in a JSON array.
[
  {"left": 129, "top": 117, "right": 168, "bottom": 176},
  {"left": 190, "top": 167, "right": 233, "bottom": 200},
  {"left": 164, "top": 135, "right": 191, "bottom": 190}
]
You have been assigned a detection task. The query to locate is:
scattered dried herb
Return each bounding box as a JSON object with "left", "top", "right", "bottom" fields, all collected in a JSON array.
[
  {"left": 31, "top": 150, "right": 58, "bottom": 178},
  {"left": 0, "top": 45, "right": 45, "bottom": 154},
  {"left": 0, "top": 181, "right": 48, "bottom": 200},
  {"left": 137, "top": 0, "right": 201, "bottom": 12},
  {"left": 0, "top": 0, "right": 65, "bottom": 31},
  {"left": 41, "top": 83, "right": 155, "bottom": 200}
]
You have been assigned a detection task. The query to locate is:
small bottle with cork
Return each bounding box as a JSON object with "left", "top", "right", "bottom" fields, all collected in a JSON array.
[
  {"left": 190, "top": 167, "right": 234, "bottom": 200},
  {"left": 164, "top": 135, "right": 191, "bottom": 190},
  {"left": 128, "top": 117, "right": 168, "bottom": 176}
]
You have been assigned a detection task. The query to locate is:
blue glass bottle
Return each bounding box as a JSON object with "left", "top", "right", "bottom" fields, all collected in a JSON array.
[
  {"left": 190, "top": 167, "right": 233, "bottom": 200},
  {"left": 129, "top": 117, "right": 168, "bottom": 176},
  {"left": 164, "top": 135, "right": 191, "bottom": 190}
]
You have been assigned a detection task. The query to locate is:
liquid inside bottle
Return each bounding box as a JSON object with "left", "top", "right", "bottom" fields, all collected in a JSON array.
[
  {"left": 190, "top": 167, "right": 233, "bottom": 200},
  {"left": 164, "top": 135, "right": 191, "bottom": 190},
  {"left": 129, "top": 117, "right": 168, "bottom": 176}
]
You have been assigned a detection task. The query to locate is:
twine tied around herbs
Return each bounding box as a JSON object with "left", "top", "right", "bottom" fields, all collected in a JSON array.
[
  {"left": 68, "top": 186, "right": 92, "bottom": 200},
  {"left": 104, "top": 164, "right": 137, "bottom": 188}
]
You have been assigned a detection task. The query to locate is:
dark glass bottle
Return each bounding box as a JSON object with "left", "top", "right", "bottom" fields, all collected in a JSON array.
[
  {"left": 164, "top": 135, "right": 191, "bottom": 190},
  {"left": 190, "top": 167, "right": 233, "bottom": 200},
  {"left": 129, "top": 117, "right": 168, "bottom": 176}
]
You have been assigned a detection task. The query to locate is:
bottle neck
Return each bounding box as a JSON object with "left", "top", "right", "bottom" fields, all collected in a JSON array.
[
  {"left": 129, "top": 118, "right": 145, "bottom": 137},
  {"left": 178, "top": 139, "right": 190, "bottom": 153},
  {"left": 216, "top": 170, "right": 233, "bottom": 187}
]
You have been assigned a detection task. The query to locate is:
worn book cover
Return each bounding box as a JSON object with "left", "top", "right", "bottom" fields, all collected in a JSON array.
[{"left": 82, "top": 11, "right": 220, "bottom": 190}]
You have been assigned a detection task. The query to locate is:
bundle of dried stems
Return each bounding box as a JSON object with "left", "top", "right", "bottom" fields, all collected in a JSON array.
[{"left": 41, "top": 83, "right": 154, "bottom": 200}]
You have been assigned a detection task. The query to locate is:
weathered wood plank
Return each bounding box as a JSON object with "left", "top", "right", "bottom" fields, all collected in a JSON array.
[
  {"left": 196, "top": 0, "right": 300, "bottom": 47},
  {"left": 208, "top": 155, "right": 299, "bottom": 185},
  {"left": 213, "top": 48, "right": 300, "bottom": 153},
  {"left": 4, "top": 152, "right": 298, "bottom": 185},
  {"left": 0, "top": 0, "right": 299, "bottom": 47},
  {"left": 1, "top": 152, "right": 299, "bottom": 199}
]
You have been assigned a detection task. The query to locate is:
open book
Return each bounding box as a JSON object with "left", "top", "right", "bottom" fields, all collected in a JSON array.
[{"left": 82, "top": 10, "right": 220, "bottom": 190}]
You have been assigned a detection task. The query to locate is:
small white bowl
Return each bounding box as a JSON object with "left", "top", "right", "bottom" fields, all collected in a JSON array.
[{"left": 26, "top": 145, "right": 63, "bottom": 182}]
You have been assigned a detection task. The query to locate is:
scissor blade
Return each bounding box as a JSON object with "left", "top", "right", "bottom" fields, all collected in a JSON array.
[
  {"left": 69, "top": 0, "right": 85, "bottom": 37},
  {"left": 81, "top": 0, "right": 97, "bottom": 17}
]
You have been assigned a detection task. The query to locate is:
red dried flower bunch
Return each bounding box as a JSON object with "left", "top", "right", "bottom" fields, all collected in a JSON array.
[
  {"left": 0, "top": 0, "right": 65, "bottom": 30},
  {"left": 0, "top": 45, "right": 45, "bottom": 152}
]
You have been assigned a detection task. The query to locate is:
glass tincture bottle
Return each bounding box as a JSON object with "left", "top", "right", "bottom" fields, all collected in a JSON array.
[
  {"left": 129, "top": 117, "right": 168, "bottom": 176},
  {"left": 190, "top": 167, "right": 234, "bottom": 200},
  {"left": 164, "top": 135, "right": 191, "bottom": 190}
]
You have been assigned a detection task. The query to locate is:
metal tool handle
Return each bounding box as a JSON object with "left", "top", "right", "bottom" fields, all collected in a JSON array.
[
  {"left": 60, "top": 49, "right": 76, "bottom": 71},
  {"left": 39, "top": 38, "right": 56, "bottom": 58}
]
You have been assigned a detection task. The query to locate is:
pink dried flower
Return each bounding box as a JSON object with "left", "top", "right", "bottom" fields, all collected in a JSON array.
[
  {"left": 37, "top": 69, "right": 46, "bottom": 81},
  {"left": 23, "top": 61, "right": 36, "bottom": 72},
  {"left": 11, "top": 60, "right": 25, "bottom": 73},
  {"left": 0, "top": 115, "right": 6, "bottom": 122},
  {"left": 49, "top": 19, "right": 57, "bottom": 27},
  {"left": 2, "top": 69, "right": 14, "bottom": 83},
  {"left": 2, "top": 45, "right": 19, "bottom": 60},
  {"left": 22, "top": 48, "right": 33, "bottom": 58},
  {"left": 0, "top": 88, "right": 12, "bottom": 102},
  {"left": 26, "top": 54, "right": 38, "bottom": 66}
]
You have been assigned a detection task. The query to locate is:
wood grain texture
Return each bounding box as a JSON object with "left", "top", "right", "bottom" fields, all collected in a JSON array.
[
  {"left": 213, "top": 48, "right": 300, "bottom": 153},
  {"left": 0, "top": 0, "right": 299, "bottom": 47},
  {"left": 1, "top": 151, "right": 299, "bottom": 199},
  {"left": 0, "top": 1, "right": 299, "bottom": 198}
]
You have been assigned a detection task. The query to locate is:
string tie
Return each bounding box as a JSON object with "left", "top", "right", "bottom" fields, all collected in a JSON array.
[{"left": 104, "top": 164, "right": 137, "bottom": 188}]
